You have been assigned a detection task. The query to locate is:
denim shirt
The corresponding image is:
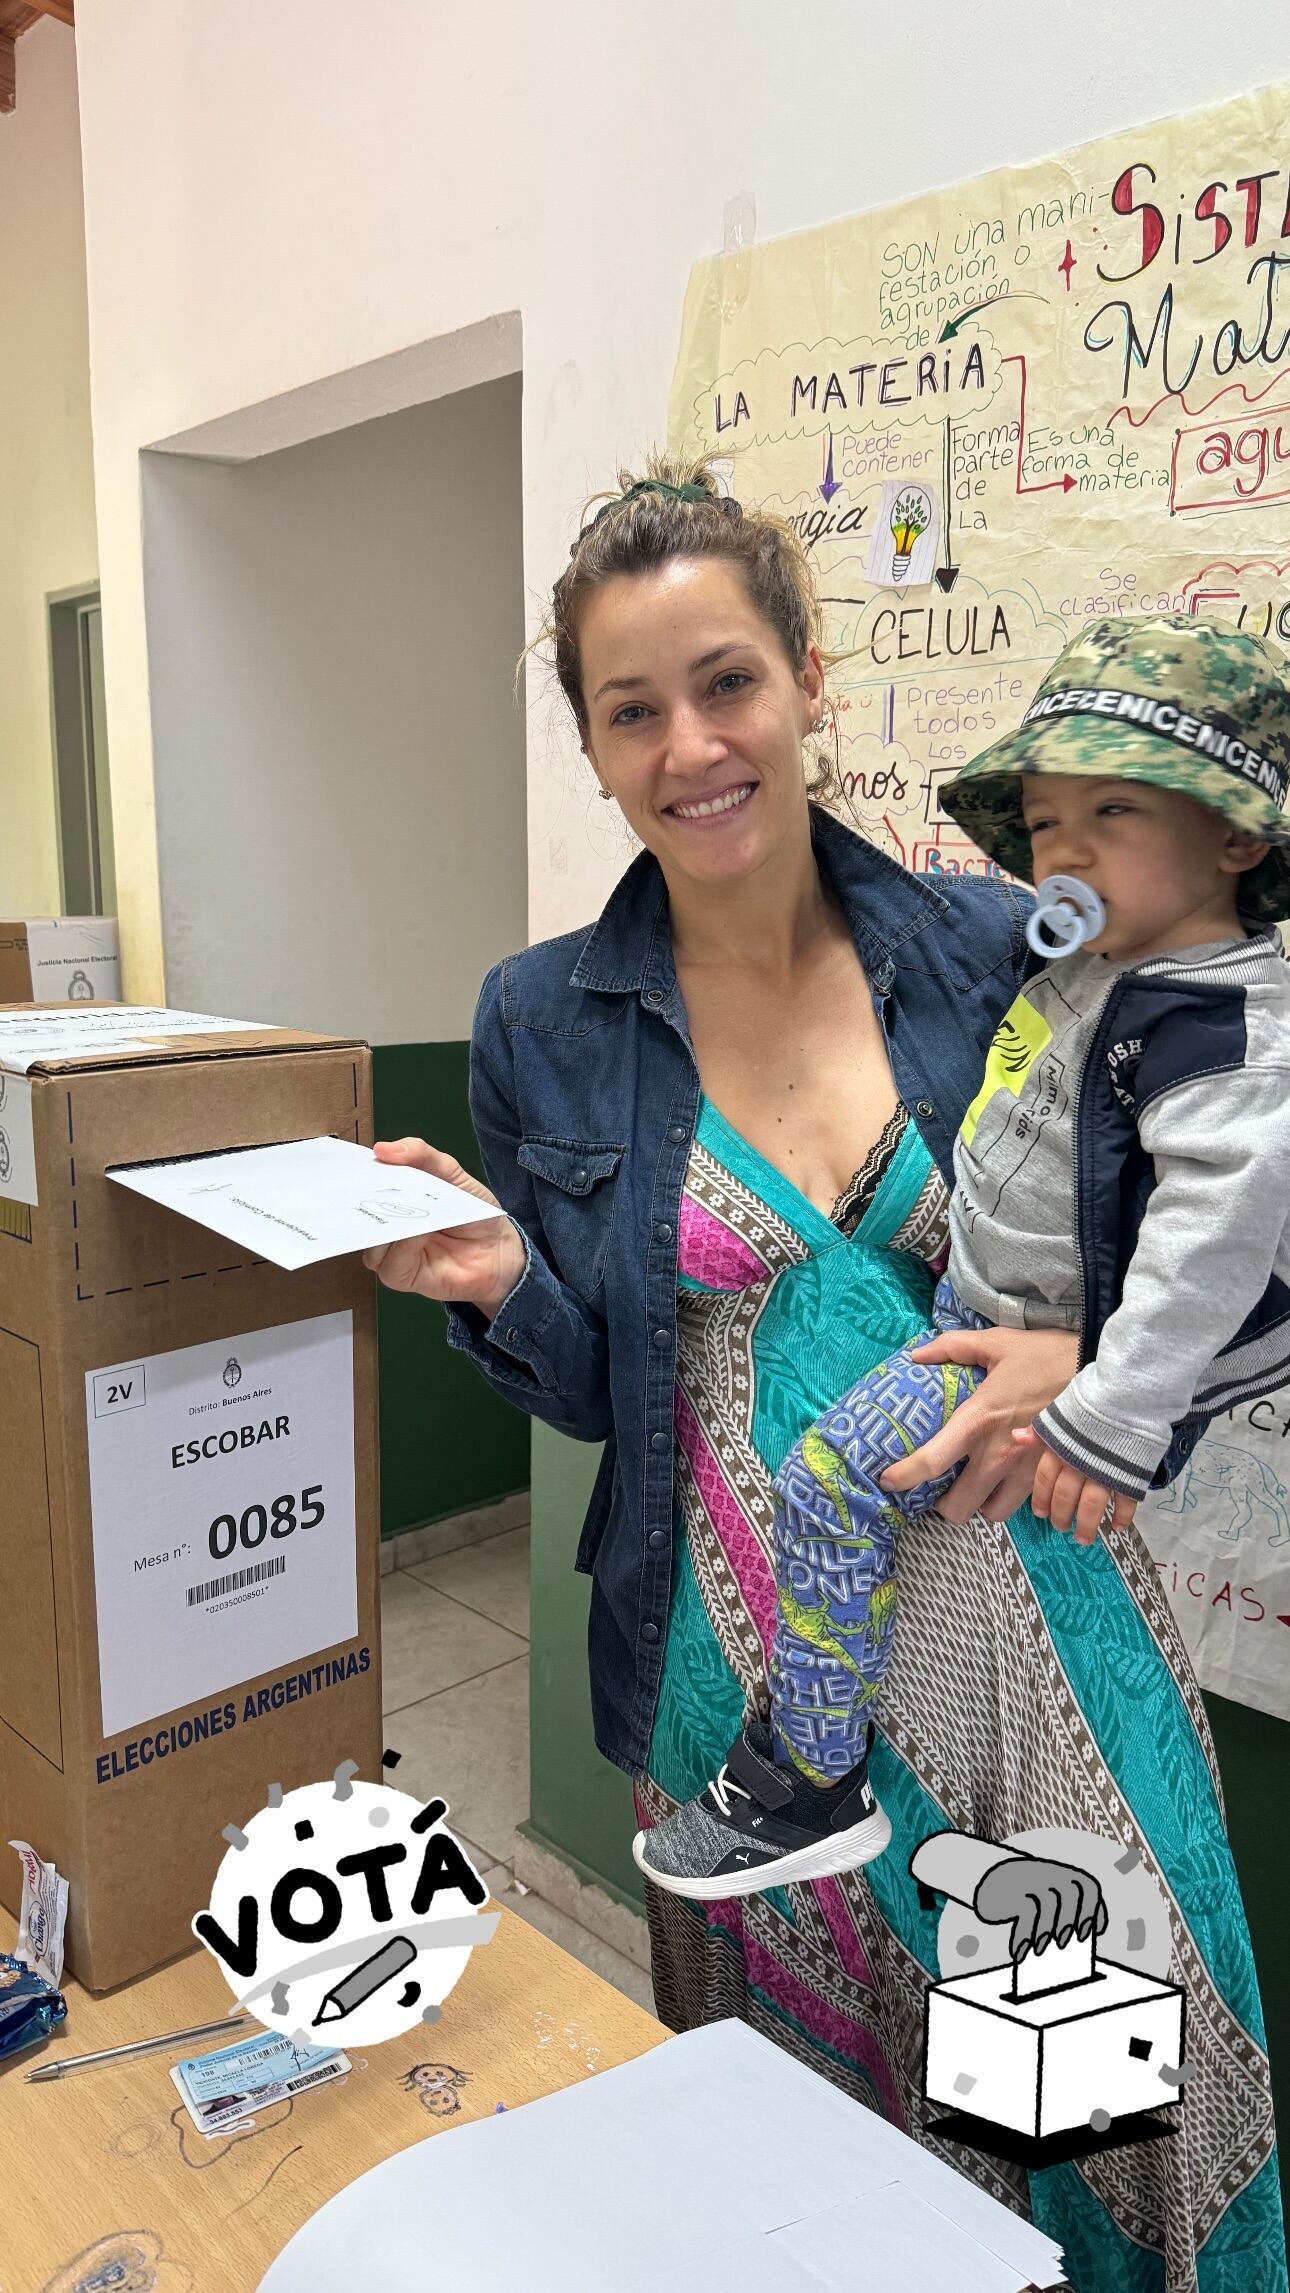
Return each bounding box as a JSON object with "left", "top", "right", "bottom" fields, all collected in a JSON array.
[{"left": 446, "top": 809, "right": 1033, "bottom": 1776}]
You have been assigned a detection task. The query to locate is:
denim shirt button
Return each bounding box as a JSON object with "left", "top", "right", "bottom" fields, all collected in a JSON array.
[
  {"left": 654, "top": 1221, "right": 674, "bottom": 1242},
  {"left": 573, "top": 1167, "right": 588, "bottom": 1186},
  {"left": 667, "top": 1123, "right": 687, "bottom": 1144},
  {"left": 650, "top": 1430, "right": 669, "bottom": 1451},
  {"left": 916, "top": 1099, "right": 935, "bottom": 1119},
  {"left": 648, "top": 1529, "right": 667, "bottom": 1549},
  {"left": 643, "top": 988, "right": 664, "bottom": 1007},
  {"left": 652, "top": 1327, "right": 671, "bottom": 1349},
  {"left": 641, "top": 1622, "right": 660, "bottom": 1644}
]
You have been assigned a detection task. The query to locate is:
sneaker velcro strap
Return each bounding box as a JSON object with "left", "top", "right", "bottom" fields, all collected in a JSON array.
[{"left": 724, "top": 1730, "right": 794, "bottom": 1811}]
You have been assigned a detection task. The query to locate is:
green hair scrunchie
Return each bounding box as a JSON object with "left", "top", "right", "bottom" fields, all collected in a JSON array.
[
  {"left": 622, "top": 479, "right": 712, "bottom": 507},
  {"left": 578, "top": 477, "right": 715, "bottom": 546}
]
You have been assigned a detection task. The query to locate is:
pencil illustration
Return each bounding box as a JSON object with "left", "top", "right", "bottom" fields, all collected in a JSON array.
[{"left": 312, "top": 1934, "right": 418, "bottom": 2025}]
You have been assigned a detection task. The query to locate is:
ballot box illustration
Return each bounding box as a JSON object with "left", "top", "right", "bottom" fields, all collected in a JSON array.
[{"left": 923, "top": 1910, "right": 1186, "bottom": 2140}]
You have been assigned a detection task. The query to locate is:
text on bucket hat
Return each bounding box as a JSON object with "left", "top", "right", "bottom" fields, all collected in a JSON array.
[{"left": 939, "top": 612, "right": 1290, "bottom": 922}]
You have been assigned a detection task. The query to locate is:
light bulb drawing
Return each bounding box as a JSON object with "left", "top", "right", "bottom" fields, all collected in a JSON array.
[{"left": 889, "top": 488, "right": 931, "bottom": 582}]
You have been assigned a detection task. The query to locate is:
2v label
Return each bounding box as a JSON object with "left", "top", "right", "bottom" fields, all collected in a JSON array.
[{"left": 92, "top": 1364, "right": 147, "bottom": 1417}]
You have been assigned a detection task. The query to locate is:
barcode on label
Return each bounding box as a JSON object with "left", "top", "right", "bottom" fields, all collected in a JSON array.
[
  {"left": 290, "top": 2062, "right": 339, "bottom": 2092},
  {"left": 187, "top": 1555, "right": 286, "bottom": 1607}
]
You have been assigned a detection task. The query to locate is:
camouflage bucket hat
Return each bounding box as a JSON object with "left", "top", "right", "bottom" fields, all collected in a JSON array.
[{"left": 940, "top": 612, "right": 1290, "bottom": 921}]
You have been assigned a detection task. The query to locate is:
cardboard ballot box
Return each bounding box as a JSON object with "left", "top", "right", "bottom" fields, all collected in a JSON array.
[
  {"left": 0, "top": 918, "right": 121, "bottom": 1005},
  {"left": 0, "top": 1007, "right": 382, "bottom": 1989}
]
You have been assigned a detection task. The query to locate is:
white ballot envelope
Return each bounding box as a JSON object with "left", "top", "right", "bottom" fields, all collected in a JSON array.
[{"left": 108, "top": 1135, "right": 498, "bottom": 1271}]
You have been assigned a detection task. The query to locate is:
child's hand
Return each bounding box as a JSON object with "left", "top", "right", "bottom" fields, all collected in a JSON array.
[{"left": 1014, "top": 1429, "right": 1137, "bottom": 1547}]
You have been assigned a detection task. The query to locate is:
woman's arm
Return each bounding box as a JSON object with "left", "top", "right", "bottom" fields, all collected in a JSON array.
[{"left": 366, "top": 962, "right": 615, "bottom": 1444}]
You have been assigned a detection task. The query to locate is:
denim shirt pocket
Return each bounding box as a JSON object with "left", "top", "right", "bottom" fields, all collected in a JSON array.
[{"left": 516, "top": 1137, "right": 625, "bottom": 1296}]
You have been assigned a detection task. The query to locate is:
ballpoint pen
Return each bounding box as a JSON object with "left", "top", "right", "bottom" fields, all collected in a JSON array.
[{"left": 27, "top": 2012, "right": 248, "bottom": 2082}]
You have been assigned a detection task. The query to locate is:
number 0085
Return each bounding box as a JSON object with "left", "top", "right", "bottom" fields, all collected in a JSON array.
[{"left": 208, "top": 1487, "right": 325, "bottom": 1561}]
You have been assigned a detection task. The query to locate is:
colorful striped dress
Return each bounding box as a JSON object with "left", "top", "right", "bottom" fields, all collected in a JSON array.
[{"left": 635, "top": 1094, "right": 1284, "bottom": 2293}]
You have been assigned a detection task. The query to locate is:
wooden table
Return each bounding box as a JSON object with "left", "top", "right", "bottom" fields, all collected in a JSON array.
[{"left": 0, "top": 1905, "right": 667, "bottom": 2293}]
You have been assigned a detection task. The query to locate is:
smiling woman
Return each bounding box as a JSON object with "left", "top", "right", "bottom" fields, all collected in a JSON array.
[
  {"left": 576, "top": 566, "right": 823, "bottom": 866},
  {"left": 363, "top": 457, "right": 1284, "bottom": 2288}
]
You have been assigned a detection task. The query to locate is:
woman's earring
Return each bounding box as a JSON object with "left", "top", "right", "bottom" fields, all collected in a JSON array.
[{"left": 598, "top": 786, "right": 612, "bottom": 802}]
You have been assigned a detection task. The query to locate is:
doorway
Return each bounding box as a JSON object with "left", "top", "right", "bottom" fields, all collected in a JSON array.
[
  {"left": 49, "top": 584, "right": 115, "bottom": 914},
  {"left": 138, "top": 359, "right": 530, "bottom": 1539}
]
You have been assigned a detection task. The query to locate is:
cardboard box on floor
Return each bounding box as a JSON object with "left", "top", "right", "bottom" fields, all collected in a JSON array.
[
  {"left": 0, "top": 918, "right": 121, "bottom": 1005},
  {"left": 0, "top": 1007, "right": 382, "bottom": 1990}
]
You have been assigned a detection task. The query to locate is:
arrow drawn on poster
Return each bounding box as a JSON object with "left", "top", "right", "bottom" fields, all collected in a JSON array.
[
  {"left": 1005, "top": 353, "right": 1077, "bottom": 497},
  {"left": 935, "top": 416, "right": 961, "bottom": 592}
]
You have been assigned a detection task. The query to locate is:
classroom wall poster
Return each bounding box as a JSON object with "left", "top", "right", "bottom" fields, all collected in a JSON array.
[{"left": 669, "top": 83, "right": 1290, "bottom": 1722}]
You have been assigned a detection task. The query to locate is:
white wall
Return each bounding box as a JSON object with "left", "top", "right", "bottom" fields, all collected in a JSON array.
[
  {"left": 0, "top": 18, "right": 98, "bottom": 917},
  {"left": 71, "top": 0, "right": 1290, "bottom": 981},
  {"left": 141, "top": 377, "right": 525, "bottom": 1044}
]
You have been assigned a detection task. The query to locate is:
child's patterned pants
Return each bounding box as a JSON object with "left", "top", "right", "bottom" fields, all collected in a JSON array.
[{"left": 769, "top": 1278, "right": 983, "bottom": 1783}]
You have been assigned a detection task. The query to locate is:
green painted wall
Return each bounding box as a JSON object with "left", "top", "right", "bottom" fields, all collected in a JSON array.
[
  {"left": 525, "top": 1422, "right": 643, "bottom": 1908},
  {"left": 1203, "top": 1692, "right": 1288, "bottom": 2215},
  {"left": 372, "top": 1042, "right": 529, "bottom": 1535}
]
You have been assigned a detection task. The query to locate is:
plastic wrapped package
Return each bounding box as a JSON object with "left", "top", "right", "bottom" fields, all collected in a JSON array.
[{"left": 0, "top": 1952, "right": 67, "bottom": 2062}]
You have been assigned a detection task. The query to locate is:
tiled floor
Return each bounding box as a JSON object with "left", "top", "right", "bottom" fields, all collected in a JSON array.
[{"left": 380, "top": 1513, "right": 655, "bottom": 2016}]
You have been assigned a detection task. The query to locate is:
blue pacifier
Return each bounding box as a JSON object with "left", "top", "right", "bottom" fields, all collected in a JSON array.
[{"left": 1025, "top": 875, "right": 1106, "bottom": 959}]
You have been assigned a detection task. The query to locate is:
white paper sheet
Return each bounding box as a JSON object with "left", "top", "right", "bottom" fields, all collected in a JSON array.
[
  {"left": 0, "top": 1004, "right": 265, "bottom": 1074},
  {"left": 108, "top": 1135, "right": 497, "bottom": 1272},
  {"left": 87, "top": 1314, "right": 357, "bottom": 1737},
  {"left": 657, "top": 2191, "right": 1030, "bottom": 2293},
  {"left": 257, "top": 2021, "right": 1066, "bottom": 2293}
]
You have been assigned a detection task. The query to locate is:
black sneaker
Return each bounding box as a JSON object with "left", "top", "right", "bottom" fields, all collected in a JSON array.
[{"left": 632, "top": 1719, "right": 890, "bottom": 1900}]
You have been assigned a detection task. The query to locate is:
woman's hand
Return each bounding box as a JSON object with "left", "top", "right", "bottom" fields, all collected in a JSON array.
[
  {"left": 362, "top": 1139, "right": 526, "bottom": 1324},
  {"left": 879, "top": 1326, "right": 1080, "bottom": 1524}
]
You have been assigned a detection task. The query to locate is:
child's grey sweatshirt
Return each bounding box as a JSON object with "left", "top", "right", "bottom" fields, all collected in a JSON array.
[{"left": 948, "top": 931, "right": 1290, "bottom": 1498}]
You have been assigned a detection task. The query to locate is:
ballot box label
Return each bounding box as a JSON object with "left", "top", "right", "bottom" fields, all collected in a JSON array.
[
  {"left": 87, "top": 1313, "right": 357, "bottom": 1738},
  {"left": 23, "top": 917, "right": 121, "bottom": 1004},
  {"left": 0, "top": 1072, "right": 37, "bottom": 1205}
]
